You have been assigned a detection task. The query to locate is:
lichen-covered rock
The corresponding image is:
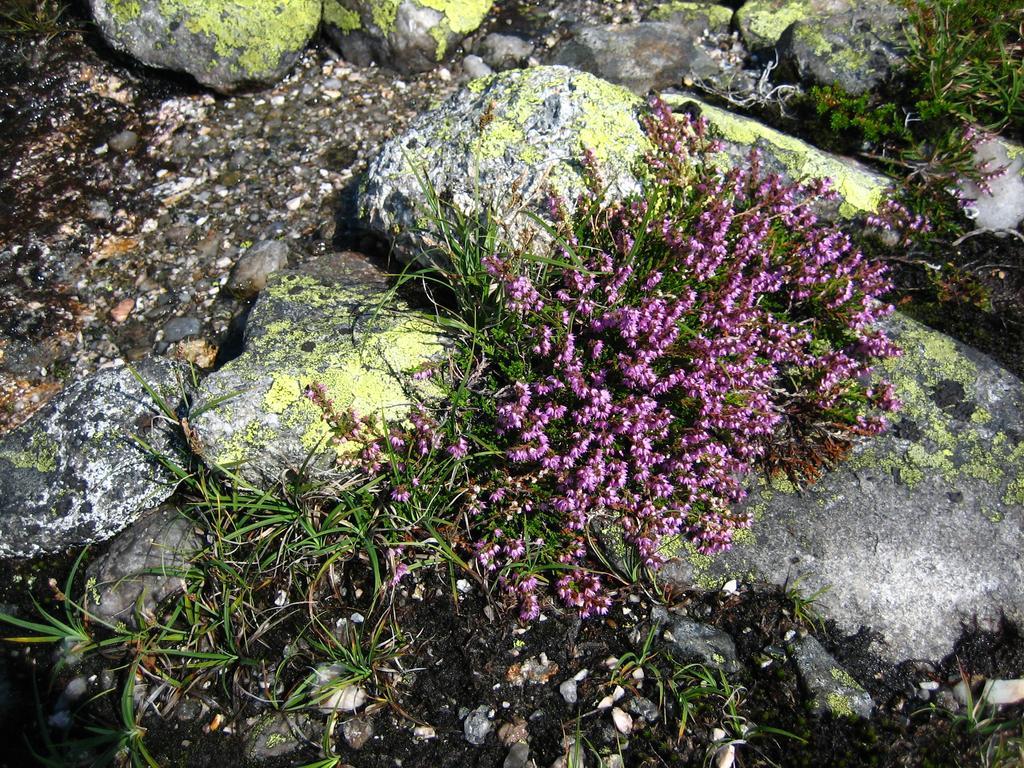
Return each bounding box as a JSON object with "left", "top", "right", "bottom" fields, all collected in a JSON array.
[
  {"left": 0, "top": 358, "right": 189, "bottom": 558},
  {"left": 661, "top": 312, "right": 1024, "bottom": 663},
  {"left": 323, "top": 0, "right": 493, "bottom": 74},
  {"left": 652, "top": 606, "right": 741, "bottom": 673},
  {"left": 190, "top": 266, "right": 449, "bottom": 486},
  {"left": 360, "top": 66, "right": 651, "bottom": 266},
  {"left": 645, "top": 1, "right": 733, "bottom": 35},
  {"left": 736, "top": 0, "right": 907, "bottom": 94},
  {"left": 792, "top": 636, "right": 874, "bottom": 718},
  {"left": 662, "top": 93, "right": 890, "bottom": 218},
  {"left": 89, "top": 0, "right": 320, "bottom": 93},
  {"left": 776, "top": 2, "right": 908, "bottom": 95},
  {"left": 550, "top": 23, "right": 722, "bottom": 95},
  {"left": 84, "top": 505, "right": 200, "bottom": 627}
]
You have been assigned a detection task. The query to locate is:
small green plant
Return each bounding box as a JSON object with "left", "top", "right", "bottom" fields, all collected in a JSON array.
[
  {"left": 0, "top": 0, "right": 70, "bottom": 39},
  {"left": 783, "top": 577, "right": 830, "bottom": 632}
]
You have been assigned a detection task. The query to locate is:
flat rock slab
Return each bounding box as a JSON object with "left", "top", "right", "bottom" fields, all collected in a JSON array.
[
  {"left": 660, "top": 313, "right": 1024, "bottom": 663},
  {"left": 0, "top": 358, "right": 188, "bottom": 558},
  {"left": 191, "top": 267, "right": 448, "bottom": 487}
]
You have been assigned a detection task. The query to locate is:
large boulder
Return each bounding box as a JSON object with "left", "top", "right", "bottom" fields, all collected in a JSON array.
[
  {"left": 190, "top": 259, "right": 450, "bottom": 487},
  {"left": 660, "top": 313, "right": 1024, "bottom": 663},
  {"left": 736, "top": 0, "right": 907, "bottom": 94},
  {"left": 550, "top": 23, "right": 723, "bottom": 95},
  {"left": 360, "top": 65, "right": 651, "bottom": 266},
  {"left": 662, "top": 93, "right": 891, "bottom": 218},
  {"left": 323, "top": 0, "right": 493, "bottom": 74},
  {"left": 0, "top": 358, "right": 188, "bottom": 558},
  {"left": 89, "top": 0, "right": 320, "bottom": 93}
]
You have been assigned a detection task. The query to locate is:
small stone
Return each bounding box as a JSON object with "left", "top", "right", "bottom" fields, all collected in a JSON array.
[
  {"left": 480, "top": 33, "right": 534, "bottom": 70},
  {"left": 792, "top": 636, "right": 873, "bottom": 719},
  {"left": 319, "top": 685, "right": 367, "bottom": 713},
  {"left": 497, "top": 719, "right": 528, "bottom": 746},
  {"left": 173, "top": 338, "right": 218, "bottom": 369},
  {"left": 342, "top": 716, "right": 373, "bottom": 749},
  {"left": 464, "top": 705, "right": 493, "bottom": 746},
  {"left": 225, "top": 240, "right": 290, "bottom": 300},
  {"left": 108, "top": 130, "right": 139, "bottom": 153},
  {"left": 412, "top": 725, "right": 436, "bottom": 739},
  {"left": 627, "top": 696, "right": 659, "bottom": 723},
  {"left": 162, "top": 316, "right": 202, "bottom": 343},
  {"left": 558, "top": 679, "right": 578, "bottom": 705},
  {"left": 110, "top": 298, "right": 135, "bottom": 323},
  {"left": 611, "top": 707, "right": 633, "bottom": 734},
  {"left": 503, "top": 741, "right": 530, "bottom": 768}
]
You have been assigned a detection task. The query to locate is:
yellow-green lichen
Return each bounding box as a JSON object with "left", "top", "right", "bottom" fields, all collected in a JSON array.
[
  {"left": 419, "top": 0, "right": 492, "bottom": 34},
  {"left": 661, "top": 95, "right": 888, "bottom": 217},
  {"left": 736, "top": 0, "right": 809, "bottom": 47},
  {"left": 830, "top": 667, "right": 864, "bottom": 691},
  {"left": 323, "top": 0, "right": 362, "bottom": 31},
  {"left": 826, "top": 691, "right": 855, "bottom": 718},
  {"left": 108, "top": 0, "right": 142, "bottom": 22},
  {"left": 153, "top": 0, "right": 319, "bottom": 78},
  {"left": 368, "top": 0, "right": 402, "bottom": 33},
  {"left": 0, "top": 432, "right": 58, "bottom": 473}
]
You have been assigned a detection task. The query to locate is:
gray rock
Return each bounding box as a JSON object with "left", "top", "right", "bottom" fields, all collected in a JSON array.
[
  {"left": 323, "top": 0, "right": 493, "bottom": 74},
  {"left": 660, "top": 312, "right": 1024, "bottom": 663},
  {"left": 226, "top": 240, "right": 290, "bottom": 300},
  {"left": 462, "top": 54, "right": 493, "bottom": 80},
  {"left": 792, "top": 636, "right": 874, "bottom": 718},
  {"left": 645, "top": 2, "right": 733, "bottom": 35},
  {"left": 776, "top": 2, "right": 908, "bottom": 95},
  {"left": 84, "top": 506, "right": 200, "bottom": 627},
  {"left": 653, "top": 607, "right": 740, "bottom": 673},
  {"left": 0, "top": 358, "right": 188, "bottom": 558},
  {"left": 558, "top": 678, "right": 578, "bottom": 705},
  {"left": 551, "top": 22, "right": 721, "bottom": 95},
  {"left": 88, "top": 0, "right": 320, "bottom": 93},
  {"left": 108, "top": 129, "right": 139, "bottom": 153},
  {"left": 504, "top": 741, "right": 530, "bottom": 768},
  {"left": 661, "top": 93, "right": 891, "bottom": 220},
  {"left": 479, "top": 32, "right": 534, "bottom": 70},
  {"left": 246, "top": 711, "right": 315, "bottom": 761},
  {"left": 360, "top": 66, "right": 651, "bottom": 267},
  {"left": 162, "top": 316, "right": 202, "bottom": 342},
  {"left": 464, "top": 704, "right": 493, "bottom": 746},
  {"left": 191, "top": 265, "right": 449, "bottom": 487}
]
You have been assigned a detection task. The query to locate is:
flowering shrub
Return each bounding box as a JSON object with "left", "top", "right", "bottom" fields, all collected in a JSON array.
[{"left": 317, "top": 98, "right": 900, "bottom": 621}]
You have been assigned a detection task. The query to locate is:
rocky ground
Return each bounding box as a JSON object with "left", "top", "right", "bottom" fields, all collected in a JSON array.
[{"left": 1, "top": 1, "right": 1023, "bottom": 767}]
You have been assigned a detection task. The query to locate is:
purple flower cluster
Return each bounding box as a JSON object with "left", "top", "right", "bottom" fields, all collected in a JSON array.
[{"left": 463, "top": 99, "right": 900, "bottom": 617}]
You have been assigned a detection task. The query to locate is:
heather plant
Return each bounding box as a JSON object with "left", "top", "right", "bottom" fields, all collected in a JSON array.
[{"left": 323, "top": 99, "right": 900, "bottom": 622}]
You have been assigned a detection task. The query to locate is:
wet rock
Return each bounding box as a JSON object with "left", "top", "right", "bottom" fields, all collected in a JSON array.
[
  {"left": 0, "top": 357, "right": 188, "bottom": 558},
  {"left": 792, "top": 636, "right": 874, "bottom": 718},
  {"left": 191, "top": 265, "right": 449, "bottom": 487},
  {"left": 361, "top": 66, "right": 650, "bottom": 267},
  {"left": 959, "top": 137, "right": 1024, "bottom": 231},
  {"left": 662, "top": 93, "right": 890, "bottom": 219},
  {"left": 464, "top": 704, "right": 493, "bottom": 746},
  {"left": 661, "top": 313, "right": 1024, "bottom": 663},
  {"left": 653, "top": 608, "right": 740, "bottom": 673},
  {"left": 479, "top": 33, "right": 534, "bottom": 70},
  {"left": 226, "top": 240, "right": 290, "bottom": 300},
  {"left": 89, "top": 0, "right": 320, "bottom": 93},
  {"left": 645, "top": 1, "right": 733, "bottom": 34},
  {"left": 551, "top": 22, "right": 721, "bottom": 95},
  {"left": 342, "top": 716, "right": 374, "bottom": 749},
  {"left": 323, "top": 0, "right": 494, "bottom": 74},
  {"left": 775, "top": 1, "right": 908, "bottom": 95},
  {"left": 162, "top": 316, "right": 202, "bottom": 343},
  {"left": 84, "top": 505, "right": 200, "bottom": 627}
]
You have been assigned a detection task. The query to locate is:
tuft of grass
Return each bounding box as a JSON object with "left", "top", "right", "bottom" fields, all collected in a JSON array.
[{"left": 0, "top": 0, "right": 71, "bottom": 39}]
